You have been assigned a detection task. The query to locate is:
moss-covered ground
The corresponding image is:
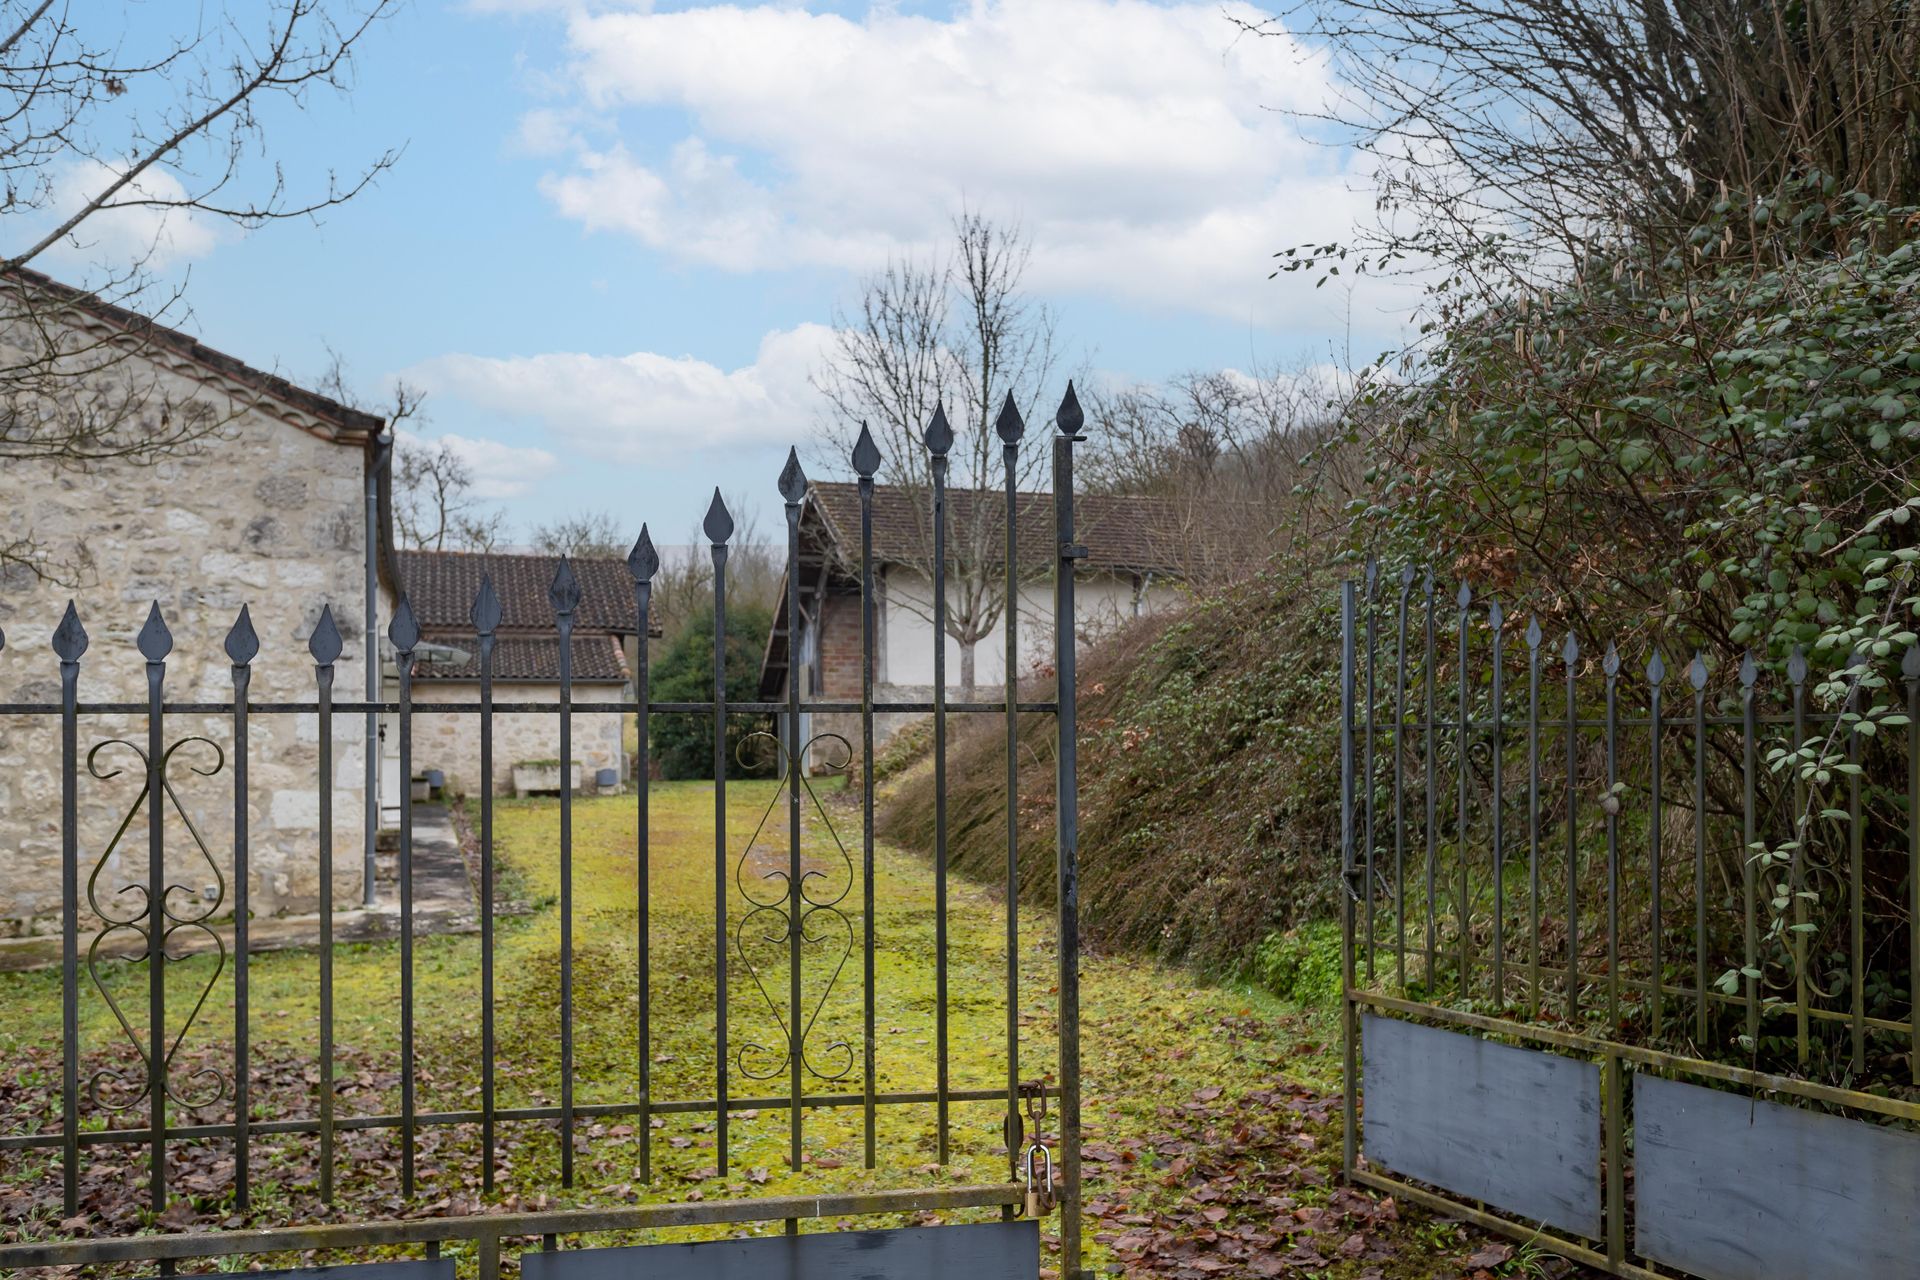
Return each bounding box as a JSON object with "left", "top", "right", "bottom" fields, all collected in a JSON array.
[{"left": 0, "top": 782, "right": 1565, "bottom": 1277}]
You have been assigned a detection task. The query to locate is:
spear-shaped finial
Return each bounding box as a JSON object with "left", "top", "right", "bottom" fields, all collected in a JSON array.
[
  {"left": 704, "top": 489, "right": 735, "bottom": 545},
  {"left": 549, "top": 557, "right": 581, "bottom": 617},
  {"left": 994, "top": 392, "right": 1026, "bottom": 444},
  {"left": 627, "top": 526, "right": 659, "bottom": 584},
  {"left": 1690, "top": 653, "right": 1709, "bottom": 691},
  {"left": 310, "top": 604, "right": 344, "bottom": 665},
  {"left": 923, "top": 403, "right": 954, "bottom": 456},
  {"left": 778, "top": 446, "right": 807, "bottom": 504},
  {"left": 1526, "top": 617, "right": 1543, "bottom": 650},
  {"left": 1603, "top": 642, "right": 1620, "bottom": 677},
  {"left": 1055, "top": 381, "right": 1084, "bottom": 435},
  {"left": 137, "top": 601, "right": 173, "bottom": 662},
  {"left": 388, "top": 596, "right": 420, "bottom": 654},
  {"left": 52, "top": 601, "right": 87, "bottom": 662},
  {"left": 225, "top": 605, "right": 260, "bottom": 666},
  {"left": 1647, "top": 649, "right": 1666, "bottom": 685},
  {"left": 472, "top": 573, "right": 502, "bottom": 636},
  {"left": 851, "top": 423, "right": 881, "bottom": 478}
]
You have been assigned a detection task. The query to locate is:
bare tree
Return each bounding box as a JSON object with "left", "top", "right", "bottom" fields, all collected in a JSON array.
[
  {"left": 813, "top": 212, "right": 1060, "bottom": 693},
  {"left": 1249, "top": 0, "right": 1920, "bottom": 280},
  {"left": 395, "top": 440, "right": 507, "bottom": 553},
  {"left": 1082, "top": 362, "right": 1360, "bottom": 584},
  {"left": 0, "top": 1, "right": 400, "bottom": 576},
  {"left": 529, "top": 509, "right": 626, "bottom": 560}
]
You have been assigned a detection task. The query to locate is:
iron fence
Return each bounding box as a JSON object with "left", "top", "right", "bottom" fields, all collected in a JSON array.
[
  {"left": 0, "top": 391, "right": 1090, "bottom": 1278},
  {"left": 1339, "top": 566, "right": 1920, "bottom": 1278}
]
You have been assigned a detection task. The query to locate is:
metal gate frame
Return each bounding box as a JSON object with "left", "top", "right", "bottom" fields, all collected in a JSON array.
[
  {"left": 0, "top": 391, "right": 1090, "bottom": 1277},
  {"left": 1336, "top": 569, "right": 1920, "bottom": 1279}
]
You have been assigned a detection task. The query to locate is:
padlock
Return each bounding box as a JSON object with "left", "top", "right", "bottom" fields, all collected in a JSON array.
[{"left": 1023, "top": 1142, "right": 1056, "bottom": 1217}]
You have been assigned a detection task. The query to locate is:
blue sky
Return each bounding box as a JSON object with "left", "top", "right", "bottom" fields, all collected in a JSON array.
[{"left": 54, "top": 0, "right": 1418, "bottom": 542}]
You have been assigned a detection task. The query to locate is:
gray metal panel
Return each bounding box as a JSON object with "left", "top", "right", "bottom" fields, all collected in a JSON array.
[
  {"left": 1635, "top": 1073, "right": 1920, "bottom": 1280},
  {"left": 1361, "top": 1013, "right": 1602, "bottom": 1237},
  {"left": 251, "top": 1264, "right": 454, "bottom": 1280},
  {"left": 520, "top": 1220, "right": 1039, "bottom": 1280}
]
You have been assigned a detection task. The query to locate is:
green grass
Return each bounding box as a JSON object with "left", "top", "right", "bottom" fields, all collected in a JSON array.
[{"left": 0, "top": 781, "right": 1331, "bottom": 1273}]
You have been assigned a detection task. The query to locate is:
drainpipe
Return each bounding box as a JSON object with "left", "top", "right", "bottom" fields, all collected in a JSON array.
[{"left": 364, "top": 431, "right": 391, "bottom": 908}]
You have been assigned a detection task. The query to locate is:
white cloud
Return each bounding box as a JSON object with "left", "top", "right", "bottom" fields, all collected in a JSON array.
[
  {"left": 520, "top": 0, "right": 1386, "bottom": 323},
  {"left": 397, "top": 428, "right": 561, "bottom": 500},
  {"left": 42, "top": 161, "right": 225, "bottom": 270},
  {"left": 403, "top": 324, "right": 834, "bottom": 461}
]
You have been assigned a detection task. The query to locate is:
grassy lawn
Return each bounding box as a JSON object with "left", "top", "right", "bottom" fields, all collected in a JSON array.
[{"left": 3, "top": 781, "right": 1411, "bottom": 1275}]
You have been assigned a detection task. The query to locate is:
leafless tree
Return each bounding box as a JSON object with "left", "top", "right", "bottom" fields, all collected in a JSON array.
[
  {"left": 813, "top": 212, "right": 1061, "bottom": 693},
  {"left": 1248, "top": 0, "right": 1920, "bottom": 279},
  {"left": 646, "top": 498, "right": 781, "bottom": 646},
  {"left": 0, "top": 1, "right": 400, "bottom": 576},
  {"left": 394, "top": 439, "right": 507, "bottom": 554},
  {"left": 1081, "top": 362, "right": 1361, "bottom": 585},
  {"left": 529, "top": 509, "right": 627, "bottom": 560}
]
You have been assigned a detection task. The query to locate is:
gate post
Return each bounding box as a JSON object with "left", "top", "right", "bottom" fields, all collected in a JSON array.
[
  {"left": 1053, "top": 385, "right": 1086, "bottom": 1279},
  {"left": 1340, "top": 578, "right": 1358, "bottom": 1179}
]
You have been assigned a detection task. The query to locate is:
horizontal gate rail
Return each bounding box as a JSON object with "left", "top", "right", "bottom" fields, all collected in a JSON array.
[{"left": 0, "top": 1183, "right": 1023, "bottom": 1275}]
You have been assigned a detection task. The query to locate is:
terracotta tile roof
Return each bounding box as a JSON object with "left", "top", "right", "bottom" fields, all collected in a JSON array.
[
  {"left": 396, "top": 549, "right": 640, "bottom": 634},
  {"left": 412, "top": 629, "right": 629, "bottom": 684},
  {"left": 804, "top": 481, "right": 1248, "bottom": 576}
]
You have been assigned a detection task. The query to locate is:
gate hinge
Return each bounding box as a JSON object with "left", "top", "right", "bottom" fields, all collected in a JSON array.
[{"left": 1060, "top": 542, "right": 1089, "bottom": 560}]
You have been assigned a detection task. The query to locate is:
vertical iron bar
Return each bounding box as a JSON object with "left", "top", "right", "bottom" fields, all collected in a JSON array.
[
  {"left": 853, "top": 429, "right": 879, "bottom": 1169},
  {"left": 1526, "top": 620, "right": 1542, "bottom": 1019},
  {"left": 318, "top": 648, "right": 335, "bottom": 1201},
  {"left": 1339, "top": 580, "right": 1357, "bottom": 1178},
  {"left": 554, "top": 561, "right": 579, "bottom": 1187},
  {"left": 474, "top": 577, "right": 501, "bottom": 1193},
  {"left": 1363, "top": 560, "right": 1378, "bottom": 983},
  {"left": 391, "top": 599, "right": 419, "bottom": 1200},
  {"left": 1489, "top": 602, "right": 1505, "bottom": 1006},
  {"left": 55, "top": 603, "right": 85, "bottom": 1217},
  {"left": 1455, "top": 582, "right": 1471, "bottom": 997},
  {"left": 998, "top": 399, "right": 1025, "bottom": 1179},
  {"left": 1740, "top": 655, "right": 1759, "bottom": 1052},
  {"left": 140, "top": 603, "right": 170, "bottom": 1214},
  {"left": 1393, "top": 567, "right": 1413, "bottom": 997},
  {"left": 1564, "top": 634, "right": 1581, "bottom": 1025},
  {"left": 627, "top": 536, "right": 657, "bottom": 1183},
  {"left": 781, "top": 452, "right": 806, "bottom": 1174},
  {"left": 1648, "top": 651, "right": 1666, "bottom": 1041},
  {"left": 1692, "top": 655, "right": 1709, "bottom": 1043},
  {"left": 228, "top": 609, "right": 256, "bottom": 1210},
  {"left": 927, "top": 406, "right": 953, "bottom": 1165},
  {"left": 1790, "top": 649, "right": 1808, "bottom": 1067},
  {"left": 1053, "top": 388, "right": 1085, "bottom": 1280},
  {"left": 1604, "top": 645, "right": 1620, "bottom": 1029},
  {"left": 315, "top": 609, "right": 344, "bottom": 1205},
  {"left": 1423, "top": 573, "right": 1438, "bottom": 985},
  {"left": 1847, "top": 654, "right": 1865, "bottom": 1073},
  {"left": 707, "top": 492, "right": 733, "bottom": 1174}
]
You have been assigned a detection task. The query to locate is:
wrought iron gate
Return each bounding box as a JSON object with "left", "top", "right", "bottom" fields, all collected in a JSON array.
[
  {"left": 0, "top": 391, "right": 1089, "bottom": 1278},
  {"left": 1338, "top": 568, "right": 1920, "bottom": 1280}
]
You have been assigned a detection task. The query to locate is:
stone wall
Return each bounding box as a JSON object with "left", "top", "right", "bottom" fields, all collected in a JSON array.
[
  {"left": 0, "top": 393, "right": 381, "bottom": 936},
  {"left": 413, "top": 682, "right": 627, "bottom": 798}
]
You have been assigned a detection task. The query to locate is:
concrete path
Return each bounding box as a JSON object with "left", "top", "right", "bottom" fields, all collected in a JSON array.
[{"left": 0, "top": 804, "right": 482, "bottom": 972}]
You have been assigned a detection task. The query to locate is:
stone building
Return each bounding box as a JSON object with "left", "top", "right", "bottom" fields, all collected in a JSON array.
[
  {"left": 0, "top": 272, "right": 643, "bottom": 941},
  {"left": 398, "top": 548, "right": 639, "bottom": 799},
  {"left": 757, "top": 482, "right": 1199, "bottom": 771},
  {"left": 0, "top": 269, "right": 397, "bottom": 937}
]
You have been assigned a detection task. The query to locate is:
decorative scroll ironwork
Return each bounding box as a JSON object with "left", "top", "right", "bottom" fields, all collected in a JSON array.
[
  {"left": 83, "top": 733, "right": 229, "bottom": 1111},
  {"left": 732, "top": 730, "right": 857, "bottom": 1083}
]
